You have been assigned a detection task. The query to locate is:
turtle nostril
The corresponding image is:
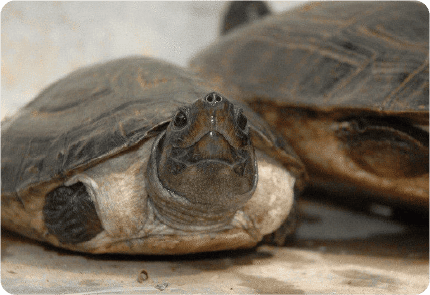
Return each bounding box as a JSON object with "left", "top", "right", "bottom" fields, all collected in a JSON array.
[{"left": 205, "top": 92, "right": 223, "bottom": 104}]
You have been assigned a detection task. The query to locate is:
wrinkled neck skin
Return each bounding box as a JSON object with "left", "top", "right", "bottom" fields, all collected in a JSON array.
[{"left": 146, "top": 131, "right": 258, "bottom": 232}]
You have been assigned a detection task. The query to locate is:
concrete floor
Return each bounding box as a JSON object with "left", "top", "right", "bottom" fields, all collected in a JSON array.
[{"left": 2, "top": 198, "right": 428, "bottom": 294}]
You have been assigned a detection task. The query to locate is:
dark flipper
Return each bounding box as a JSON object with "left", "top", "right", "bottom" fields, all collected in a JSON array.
[
  {"left": 221, "top": 1, "right": 271, "bottom": 35},
  {"left": 43, "top": 182, "right": 103, "bottom": 244}
]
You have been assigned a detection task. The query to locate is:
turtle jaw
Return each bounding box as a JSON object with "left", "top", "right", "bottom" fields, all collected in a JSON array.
[
  {"left": 161, "top": 156, "right": 255, "bottom": 208},
  {"left": 161, "top": 130, "right": 256, "bottom": 208}
]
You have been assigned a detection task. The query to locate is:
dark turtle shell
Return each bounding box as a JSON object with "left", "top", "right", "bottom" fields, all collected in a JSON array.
[
  {"left": 191, "top": 1, "right": 429, "bottom": 121},
  {"left": 190, "top": 1, "right": 429, "bottom": 212},
  {"left": 1, "top": 56, "right": 304, "bottom": 201}
]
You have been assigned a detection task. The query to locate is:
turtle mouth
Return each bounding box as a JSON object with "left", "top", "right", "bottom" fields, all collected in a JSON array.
[{"left": 169, "top": 131, "right": 249, "bottom": 174}]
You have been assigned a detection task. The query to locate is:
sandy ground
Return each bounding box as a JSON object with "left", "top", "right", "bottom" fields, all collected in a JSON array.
[{"left": 2, "top": 198, "right": 428, "bottom": 294}]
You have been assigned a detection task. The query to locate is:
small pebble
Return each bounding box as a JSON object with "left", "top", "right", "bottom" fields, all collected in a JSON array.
[
  {"left": 155, "top": 282, "right": 169, "bottom": 291},
  {"left": 137, "top": 269, "right": 149, "bottom": 283}
]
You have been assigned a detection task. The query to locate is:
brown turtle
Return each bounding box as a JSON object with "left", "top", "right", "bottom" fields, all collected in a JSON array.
[
  {"left": 1, "top": 57, "right": 305, "bottom": 254},
  {"left": 190, "top": 1, "right": 429, "bottom": 213}
]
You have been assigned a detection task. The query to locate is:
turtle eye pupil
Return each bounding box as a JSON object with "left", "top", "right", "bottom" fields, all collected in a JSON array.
[
  {"left": 237, "top": 112, "right": 247, "bottom": 130},
  {"left": 173, "top": 111, "right": 187, "bottom": 128}
]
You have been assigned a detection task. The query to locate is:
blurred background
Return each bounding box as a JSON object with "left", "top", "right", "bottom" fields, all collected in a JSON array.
[{"left": 1, "top": 1, "right": 304, "bottom": 120}]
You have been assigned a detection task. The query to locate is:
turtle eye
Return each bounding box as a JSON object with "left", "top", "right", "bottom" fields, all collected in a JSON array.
[
  {"left": 237, "top": 112, "right": 248, "bottom": 130},
  {"left": 173, "top": 110, "right": 188, "bottom": 129}
]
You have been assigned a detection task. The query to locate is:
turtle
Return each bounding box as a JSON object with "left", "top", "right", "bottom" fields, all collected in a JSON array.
[
  {"left": 190, "top": 1, "right": 429, "bottom": 214},
  {"left": 1, "top": 56, "right": 306, "bottom": 254}
]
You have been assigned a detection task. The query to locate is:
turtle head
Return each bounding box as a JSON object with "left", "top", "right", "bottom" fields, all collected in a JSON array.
[{"left": 146, "top": 92, "right": 257, "bottom": 230}]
